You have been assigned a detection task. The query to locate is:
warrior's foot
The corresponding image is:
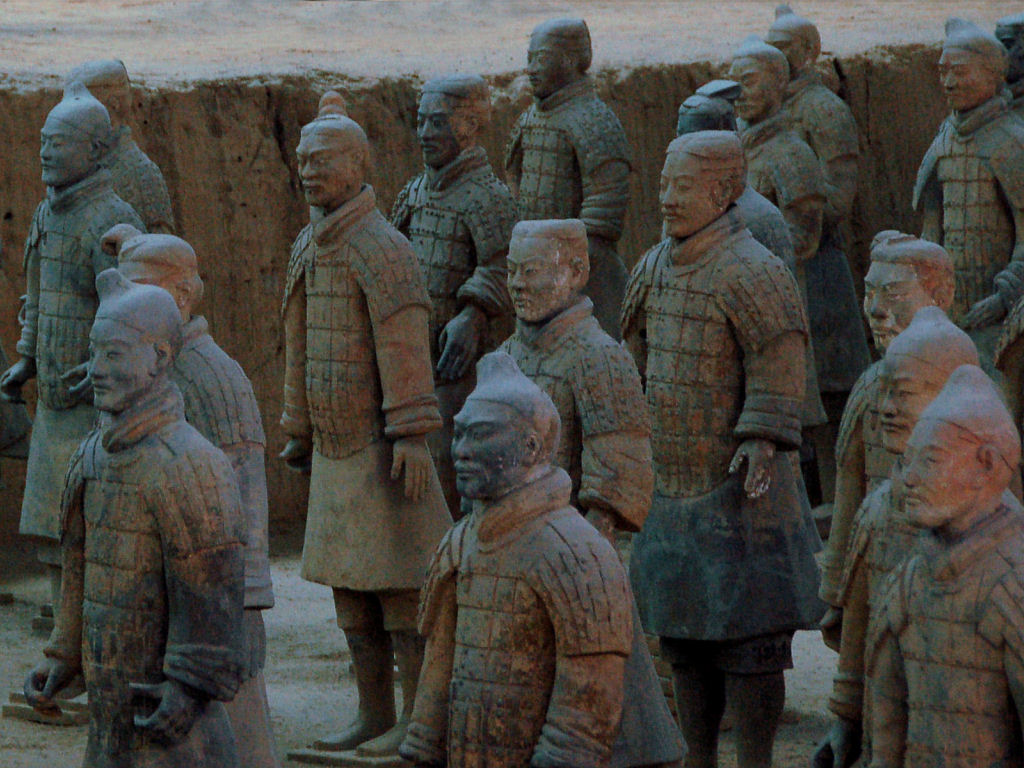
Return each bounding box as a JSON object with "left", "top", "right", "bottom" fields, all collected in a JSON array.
[
  {"left": 355, "top": 717, "right": 409, "bottom": 757},
  {"left": 312, "top": 716, "right": 392, "bottom": 752}
]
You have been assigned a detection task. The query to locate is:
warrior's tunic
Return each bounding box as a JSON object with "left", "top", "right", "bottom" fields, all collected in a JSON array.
[
  {"left": 281, "top": 185, "right": 450, "bottom": 593},
  {"left": 47, "top": 382, "right": 245, "bottom": 768},
  {"left": 103, "top": 126, "right": 175, "bottom": 234},
  {"left": 623, "top": 208, "right": 824, "bottom": 640},
  {"left": 18, "top": 170, "right": 143, "bottom": 549},
  {"left": 391, "top": 145, "right": 516, "bottom": 513},
  {"left": 506, "top": 77, "right": 631, "bottom": 337},
  {"left": 403, "top": 468, "right": 632, "bottom": 768},
  {"left": 866, "top": 500, "right": 1024, "bottom": 767}
]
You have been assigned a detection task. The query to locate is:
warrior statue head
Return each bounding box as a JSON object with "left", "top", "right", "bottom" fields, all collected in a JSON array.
[
  {"left": 296, "top": 90, "right": 369, "bottom": 214},
  {"left": 901, "top": 363, "right": 1019, "bottom": 534},
  {"left": 940, "top": 17, "right": 1009, "bottom": 113},
  {"left": 527, "top": 18, "right": 592, "bottom": 101},
  {"left": 660, "top": 131, "right": 746, "bottom": 241},
  {"left": 103, "top": 224, "right": 203, "bottom": 322},
  {"left": 879, "top": 306, "right": 978, "bottom": 455},
  {"left": 507, "top": 219, "right": 589, "bottom": 325},
  {"left": 727, "top": 35, "right": 791, "bottom": 126},
  {"left": 676, "top": 80, "right": 741, "bottom": 136},
  {"left": 89, "top": 268, "right": 182, "bottom": 414},
  {"left": 765, "top": 4, "right": 821, "bottom": 80},
  {"left": 417, "top": 75, "right": 491, "bottom": 170},
  {"left": 40, "top": 82, "right": 112, "bottom": 192},
  {"left": 64, "top": 59, "right": 132, "bottom": 130},
  {"left": 996, "top": 12, "right": 1024, "bottom": 92},
  {"left": 453, "top": 351, "right": 560, "bottom": 502},
  {"left": 864, "top": 231, "right": 955, "bottom": 352}
]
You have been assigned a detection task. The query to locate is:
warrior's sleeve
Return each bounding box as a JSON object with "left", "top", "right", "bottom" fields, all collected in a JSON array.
[
  {"left": 621, "top": 243, "right": 665, "bottom": 383},
  {"left": 803, "top": 93, "right": 859, "bottom": 224},
  {"left": 990, "top": 136, "right": 1024, "bottom": 312},
  {"left": 16, "top": 202, "right": 45, "bottom": 360},
  {"left": 224, "top": 443, "right": 274, "bottom": 609},
  {"left": 459, "top": 182, "right": 517, "bottom": 318},
  {"left": 772, "top": 142, "right": 826, "bottom": 263},
  {"left": 504, "top": 111, "right": 527, "bottom": 197},
  {"left": 356, "top": 227, "right": 441, "bottom": 440},
  {"left": 912, "top": 128, "right": 945, "bottom": 245},
  {"left": 280, "top": 227, "right": 313, "bottom": 440},
  {"left": 44, "top": 441, "right": 89, "bottom": 668},
  {"left": 721, "top": 252, "right": 807, "bottom": 449},
  {"left": 529, "top": 516, "right": 632, "bottom": 768},
  {"left": 573, "top": 103, "right": 631, "bottom": 242},
  {"left": 402, "top": 521, "right": 467, "bottom": 766},
  {"left": 978, "top": 568, "right": 1024, "bottom": 744},
  {"left": 573, "top": 343, "right": 653, "bottom": 532},
  {"left": 135, "top": 161, "right": 176, "bottom": 235},
  {"left": 150, "top": 446, "right": 246, "bottom": 702},
  {"left": 388, "top": 178, "right": 416, "bottom": 235},
  {"left": 820, "top": 364, "right": 879, "bottom": 605},
  {"left": 865, "top": 565, "right": 912, "bottom": 766}
]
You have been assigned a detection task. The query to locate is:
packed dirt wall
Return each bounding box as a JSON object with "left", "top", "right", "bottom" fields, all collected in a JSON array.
[{"left": 0, "top": 41, "right": 947, "bottom": 525}]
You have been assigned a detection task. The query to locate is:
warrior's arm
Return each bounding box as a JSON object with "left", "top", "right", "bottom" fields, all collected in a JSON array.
[
  {"left": 280, "top": 276, "right": 311, "bottom": 440},
  {"left": 822, "top": 426, "right": 866, "bottom": 605},
  {"left": 917, "top": 179, "right": 943, "bottom": 246},
  {"left": 374, "top": 303, "right": 442, "bottom": 440},
  {"left": 828, "top": 514, "right": 871, "bottom": 724},
  {"left": 737, "top": 328, "right": 805, "bottom": 450},
  {"left": 15, "top": 205, "right": 44, "bottom": 362},
  {"left": 44, "top": 449, "right": 87, "bottom": 669},
  {"left": 222, "top": 442, "right": 274, "bottom": 609},
  {"left": 821, "top": 152, "right": 859, "bottom": 227},
  {"left": 459, "top": 197, "right": 517, "bottom": 320},
  {"left": 991, "top": 190, "right": 1024, "bottom": 314},
  {"left": 580, "top": 159, "right": 631, "bottom": 244},
  {"left": 779, "top": 190, "right": 824, "bottom": 265}
]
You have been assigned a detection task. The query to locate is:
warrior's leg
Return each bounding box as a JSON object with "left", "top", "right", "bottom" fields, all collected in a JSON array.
[
  {"left": 313, "top": 589, "right": 395, "bottom": 751},
  {"left": 662, "top": 638, "right": 725, "bottom": 768},
  {"left": 357, "top": 590, "right": 423, "bottom": 757},
  {"left": 725, "top": 671, "right": 785, "bottom": 768}
]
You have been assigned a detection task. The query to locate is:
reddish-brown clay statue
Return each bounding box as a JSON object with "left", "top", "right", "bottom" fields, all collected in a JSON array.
[
  {"left": 65, "top": 60, "right": 175, "bottom": 234},
  {"left": 0, "top": 84, "right": 144, "bottom": 627},
  {"left": 676, "top": 77, "right": 828, "bottom": 444},
  {"left": 399, "top": 350, "right": 632, "bottom": 768},
  {"left": 506, "top": 17, "right": 631, "bottom": 339},
  {"left": 813, "top": 306, "right": 978, "bottom": 768},
  {"left": 499, "top": 218, "right": 684, "bottom": 767},
  {"left": 766, "top": 5, "right": 870, "bottom": 401},
  {"left": 24, "top": 269, "right": 246, "bottom": 767},
  {"left": 622, "top": 130, "right": 823, "bottom": 768},
  {"left": 391, "top": 74, "right": 516, "bottom": 516},
  {"left": 864, "top": 364, "right": 1024, "bottom": 767},
  {"left": 819, "top": 233, "right": 955, "bottom": 647},
  {"left": 996, "top": 13, "right": 1024, "bottom": 115},
  {"left": 105, "top": 224, "right": 280, "bottom": 768},
  {"left": 280, "top": 92, "right": 452, "bottom": 757},
  {"left": 914, "top": 18, "right": 1024, "bottom": 367}
]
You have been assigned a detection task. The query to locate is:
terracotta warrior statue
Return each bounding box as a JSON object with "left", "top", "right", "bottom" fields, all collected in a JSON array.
[
  {"left": 105, "top": 225, "right": 279, "bottom": 768},
  {"left": 391, "top": 74, "right": 516, "bottom": 516},
  {"left": 997, "top": 13, "right": 1024, "bottom": 115},
  {"left": 623, "top": 130, "right": 823, "bottom": 768},
  {"left": 499, "top": 218, "right": 684, "bottom": 768},
  {"left": 865, "top": 364, "right": 1024, "bottom": 766},
  {"left": 766, "top": 5, "right": 870, "bottom": 408},
  {"left": 914, "top": 18, "right": 1024, "bottom": 367},
  {"left": 399, "top": 350, "right": 632, "bottom": 768},
  {"left": 506, "top": 17, "right": 631, "bottom": 338},
  {"left": 814, "top": 306, "right": 978, "bottom": 768},
  {"left": 65, "top": 60, "right": 175, "bottom": 234},
  {"left": 676, "top": 77, "right": 827, "bottom": 476},
  {"left": 24, "top": 269, "right": 246, "bottom": 767},
  {"left": 0, "top": 84, "right": 144, "bottom": 628},
  {"left": 280, "top": 92, "right": 452, "bottom": 757},
  {"left": 819, "top": 233, "right": 955, "bottom": 648}
]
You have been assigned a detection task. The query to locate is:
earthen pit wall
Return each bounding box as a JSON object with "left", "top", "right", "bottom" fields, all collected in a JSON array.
[{"left": 0, "top": 42, "right": 945, "bottom": 528}]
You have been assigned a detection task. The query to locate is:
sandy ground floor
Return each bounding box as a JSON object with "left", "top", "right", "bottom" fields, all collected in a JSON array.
[{"left": 0, "top": 526, "right": 836, "bottom": 768}]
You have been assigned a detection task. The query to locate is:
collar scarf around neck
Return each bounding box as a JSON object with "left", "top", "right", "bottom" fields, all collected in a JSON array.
[
  {"left": 952, "top": 95, "right": 1008, "bottom": 137},
  {"left": 313, "top": 184, "right": 376, "bottom": 246},
  {"left": 537, "top": 76, "right": 594, "bottom": 112},
  {"left": 100, "top": 377, "right": 185, "bottom": 453},
  {"left": 424, "top": 145, "right": 488, "bottom": 192},
  {"left": 47, "top": 168, "right": 113, "bottom": 213},
  {"left": 471, "top": 466, "right": 573, "bottom": 550}
]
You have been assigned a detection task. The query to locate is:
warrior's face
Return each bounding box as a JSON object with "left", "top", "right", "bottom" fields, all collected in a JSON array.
[
  {"left": 997, "top": 25, "right": 1024, "bottom": 85},
  {"left": 417, "top": 91, "right": 462, "bottom": 170},
  {"left": 527, "top": 33, "right": 577, "bottom": 101},
  {"left": 938, "top": 47, "right": 1001, "bottom": 112},
  {"left": 296, "top": 125, "right": 364, "bottom": 213},
  {"left": 452, "top": 400, "right": 541, "bottom": 501},
  {"left": 39, "top": 114, "right": 97, "bottom": 191},
  {"left": 660, "top": 149, "right": 727, "bottom": 239},
  {"left": 899, "top": 417, "right": 993, "bottom": 532},
  {"left": 88, "top": 319, "right": 166, "bottom": 414},
  {"left": 507, "top": 237, "right": 584, "bottom": 324},
  {"left": 879, "top": 355, "right": 947, "bottom": 456},
  {"left": 863, "top": 261, "right": 934, "bottom": 353},
  {"left": 728, "top": 56, "right": 783, "bottom": 124}
]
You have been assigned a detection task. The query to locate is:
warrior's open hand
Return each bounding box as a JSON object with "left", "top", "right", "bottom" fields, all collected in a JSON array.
[
  {"left": 130, "top": 678, "right": 204, "bottom": 745},
  {"left": 62, "top": 361, "right": 93, "bottom": 404},
  {"left": 812, "top": 717, "right": 862, "bottom": 768},
  {"left": 729, "top": 438, "right": 775, "bottom": 499},
  {"left": 963, "top": 294, "right": 1005, "bottom": 329},
  {"left": 392, "top": 435, "right": 433, "bottom": 501},
  {"left": 437, "top": 305, "right": 485, "bottom": 383},
  {"left": 279, "top": 436, "right": 313, "bottom": 474},
  {"left": 24, "top": 658, "right": 78, "bottom": 716},
  {"left": 0, "top": 355, "right": 35, "bottom": 403}
]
